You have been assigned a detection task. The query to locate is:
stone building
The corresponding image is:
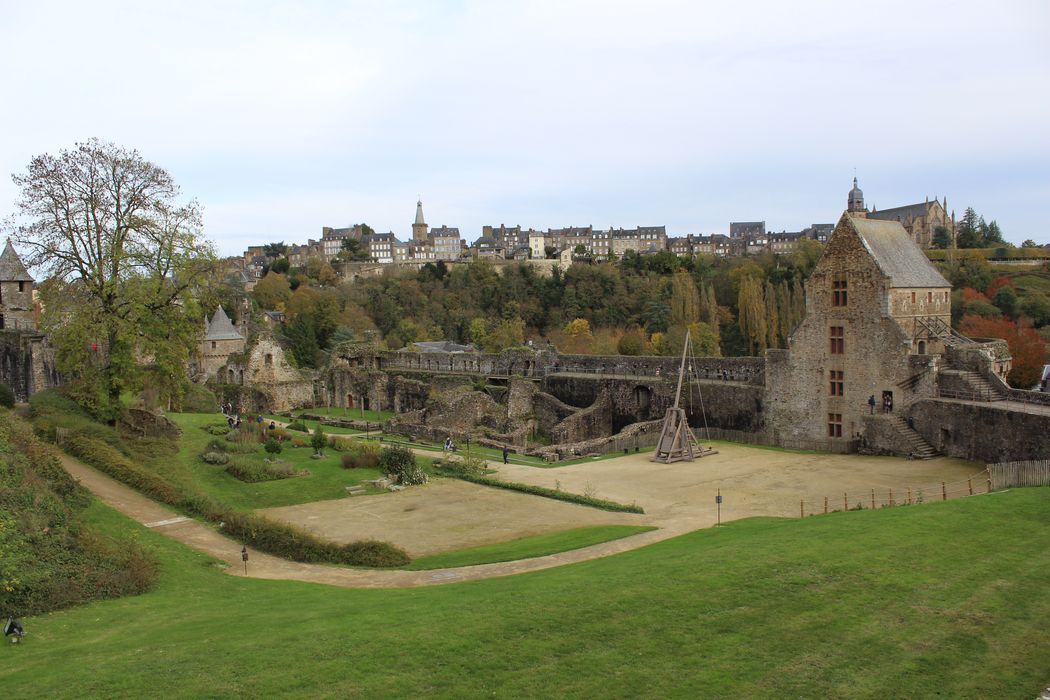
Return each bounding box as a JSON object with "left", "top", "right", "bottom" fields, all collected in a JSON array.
[
  {"left": 0, "top": 239, "right": 35, "bottom": 331},
  {"left": 197, "top": 306, "right": 245, "bottom": 381},
  {"left": 847, "top": 177, "right": 955, "bottom": 248},
  {"left": 767, "top": 210, "right": 952, "bottom": 445}
]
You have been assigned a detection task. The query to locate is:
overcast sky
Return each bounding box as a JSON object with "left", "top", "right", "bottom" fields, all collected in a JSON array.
[{"left": 2, "top": 0, "right": 1048, "bottom": 255}]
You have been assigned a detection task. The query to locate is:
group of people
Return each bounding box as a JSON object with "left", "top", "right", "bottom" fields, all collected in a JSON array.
[{"left": 867, "top": 394, "right": 894, "bottom": 414}]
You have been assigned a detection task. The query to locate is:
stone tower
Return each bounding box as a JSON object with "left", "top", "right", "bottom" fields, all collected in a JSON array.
[
  {"left": 412, "top": 199, "right": 428, "bottom": 242},
  {"left": 0, "top": 239, "right": 36, "bottom": 331},
  {"left": 847, "top": 177, "right": 866, "bottom": 215}
]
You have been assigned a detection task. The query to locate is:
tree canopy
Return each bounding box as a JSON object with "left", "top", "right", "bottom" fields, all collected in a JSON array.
[{"left": 9, "top": 139, "right": 216, "bottom": 418}]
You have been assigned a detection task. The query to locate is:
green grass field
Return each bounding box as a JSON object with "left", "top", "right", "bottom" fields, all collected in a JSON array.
[
  {"left": 4, "top": 488, "right": 1049, "bottom": 698},
  {"left": 163, "top": 413, "right": 384, "bottom": 510}
]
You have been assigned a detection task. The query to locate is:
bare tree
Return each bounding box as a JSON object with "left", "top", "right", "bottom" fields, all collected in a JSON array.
[{"left": 9, "top": 139, "right": 216, "bottom": 417}]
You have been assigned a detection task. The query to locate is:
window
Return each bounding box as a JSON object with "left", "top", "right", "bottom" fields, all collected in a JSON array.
[
  {"left": 829, "top": 370, "right": 844, "bottom": 396},
  {"left": 911, "top": 291, "right": 916, "bottom": 304},
  {"left": 927, "top": 291, "right": 933, "bottom": 303},
  {"left": 828, "top": 413, "right": 842, "bottom": 438},
  {"left": 211, "top": 341, "right": 217, "bottom": 350},
  {"left": 830, "top": 326, "right": 844, "bottom": 354},
  {"left": 18, "top": 281, "right": 26, "bottom": 292},
  {"left": 832, "top": 275, "right": 848, "bottom": 306}
]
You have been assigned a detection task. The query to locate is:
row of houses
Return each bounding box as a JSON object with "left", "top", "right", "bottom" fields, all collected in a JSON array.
[{"left": 239, "top": 181, "right": 955, "bottom": 272}]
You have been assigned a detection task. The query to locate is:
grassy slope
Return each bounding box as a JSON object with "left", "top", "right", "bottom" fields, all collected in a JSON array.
[
  {"left": 4, "top": 489, "right": 1049, "bottom": 698},
  {"left": 404, "top": 525, "right": 656, "bottom": 570}
]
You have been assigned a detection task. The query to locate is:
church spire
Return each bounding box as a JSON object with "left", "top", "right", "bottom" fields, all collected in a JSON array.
[
  {"left": 412, "top": 199, "right": 428, "bottom": 242},
  {"left": 847, "top": 177, "right": 866, "bottom": 215}
]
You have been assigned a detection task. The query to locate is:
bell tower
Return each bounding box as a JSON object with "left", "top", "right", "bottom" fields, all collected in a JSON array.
[
  {"left": 847, "top": 177, "right": 866, "bottom": 216},
  {"left": 412, "top": 199, "right": 428, "bottom": 242}
]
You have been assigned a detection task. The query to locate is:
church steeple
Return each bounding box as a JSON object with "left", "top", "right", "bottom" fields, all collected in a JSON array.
[
  {"left": 847, "top": 177, "right": 866, "bottom": 215},
  {"left": 412, "top": 199, "right": 428, "bottom": 241}
]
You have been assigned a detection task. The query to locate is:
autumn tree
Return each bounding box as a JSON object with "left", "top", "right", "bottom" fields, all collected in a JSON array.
[
  {"left": 959, "top": 315, "right": 1047, "bottom": 388},
  {"left": 737, "top": 277, "right": 767, "bottom": 355},
  {"left": 9, "top": 139, "right": 215, "bottom": 419}
]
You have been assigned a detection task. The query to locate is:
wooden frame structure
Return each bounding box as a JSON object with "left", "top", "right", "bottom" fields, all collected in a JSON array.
[{"left": 652, "top": 330, "right": 718, "bottom": 463}]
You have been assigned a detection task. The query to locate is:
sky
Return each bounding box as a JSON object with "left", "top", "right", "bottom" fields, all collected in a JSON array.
[{"left": 1, "top": 0, "right": 1048, "bottom": 255}]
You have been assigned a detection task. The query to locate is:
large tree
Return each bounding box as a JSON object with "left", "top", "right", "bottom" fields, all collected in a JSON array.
[{"left": 9, "top": 139, "right": 216, "bottom": 418}]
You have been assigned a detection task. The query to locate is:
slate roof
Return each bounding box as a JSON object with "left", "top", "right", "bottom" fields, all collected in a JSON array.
[
  {"left": 205, "top": 306, "right": 244, "bottom": 341},
  {"left": 866, "top": 202, "right": 929, "bottom": 222},
  {"left": 849, "top": 216, "right": 950, "bottom": 288},
  {"left": 414, "top": 200, "right": 426, "bottom": 226},
  {"left": 0, "top": 240, "right": 34, "bottom": 282}
]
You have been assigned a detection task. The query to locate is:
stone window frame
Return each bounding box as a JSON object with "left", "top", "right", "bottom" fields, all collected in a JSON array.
[
  {"left": 829, "top": 369, "right": 844, "bottom": 396},
  {"left": 829, "top": 326, "right": 845, "bottom": 355},
  {"left": 827, "top": 413, "right": 843, "bottom": 438},
  {"left": 831, "top": 274, "right": 848, "bottom": 307}
]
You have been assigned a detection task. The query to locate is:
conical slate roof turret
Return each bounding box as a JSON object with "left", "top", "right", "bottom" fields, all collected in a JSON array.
[
  {"left": 205, "top": 306, "right": 244, "bottom": 341},
  {"left": 0, "top": 239, "right": 34, "bottom": 282},
  {"left": 414, "top": 199, "right": 426, "bottom": 226},
  {"left": 847, "top": 177, "right": 865, "bottom": 213}
]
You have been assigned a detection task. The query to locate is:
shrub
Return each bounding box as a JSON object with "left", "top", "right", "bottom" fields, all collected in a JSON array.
[
  {"left": 225, "top": 458, "right": 300, "bottom": 483},
  {"left": 435, "top": 466, "right": 644, "bottom": 513},
  {"left": 0, "top": 383, "right": 15, "bottom": 408},
  {"left": 286, "top": 420, "right": 309, "bottom": 432},
  {"left": 179, "top": 382, "right": 218, "bottom": 413},
  {"left": 264, "top": 437, "right": 283, "bottom": 457},
  {"left": 379, "top": 446, "right": 427, "bottom": 485},
  {"left": 310, "top": 425, "right": 326, "bottom": 455},
  {"left": 64, "top": 430, "right": 184, "bottom": 506},
  {"left": 341, "top": 452, "right": 358, "bottom": 469},
  {"left": 202, "top": 423, "right": 231, "bottom": 436},
  {"left": 201, "top": 451, "right": 230, "bottom": 465}
]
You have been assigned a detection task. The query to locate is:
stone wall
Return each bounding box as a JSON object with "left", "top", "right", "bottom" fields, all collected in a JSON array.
[
  {"left": 0, "top": 331, "right": 59, "bottom": 402},
  {"left": 911, "top": 398, "right": 1050, "bottom": 462},
  {"left": 550, "top": 390, "right": 613, "bottom": 444},
  {"left": 222, "top": 336, "right": 314, "bottom": 412}
]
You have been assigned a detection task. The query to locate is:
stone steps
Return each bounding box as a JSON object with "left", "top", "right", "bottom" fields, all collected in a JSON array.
[
  {"left": 959, "top": 371, "right": 1005, "bottom": 401},
  {"left": 889, "top": 416, "right": 938, "bottom": 460},
  {"left": 345, "top": 485, "right": 367, "bottom": 496}
]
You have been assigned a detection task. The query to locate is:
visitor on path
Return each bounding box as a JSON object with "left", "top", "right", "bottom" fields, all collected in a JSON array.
[
  {"left": 502, "top": 446, "right": 509, "bottom": 464},
  {"left": 256, "top": 414, "right": 264, "bottom": 425},
  {"left": 269, "top": 421, "right": 276, "bottom": 430},
  {"left": 883, "top": 394, "right": 893, "bottom": 413},
  {"left": 868, "top": 395, "right": 876, "bottom": 414},
  {"left": 4, "top": 617, "right": 24, "bottom": 643},
  {"left": 444, "top": 437, "right": 455, "bottom": 452}
]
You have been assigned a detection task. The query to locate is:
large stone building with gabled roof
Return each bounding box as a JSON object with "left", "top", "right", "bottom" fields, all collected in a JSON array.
[{"left": 766, "top": 209, "right": 956, "bottom": 446}]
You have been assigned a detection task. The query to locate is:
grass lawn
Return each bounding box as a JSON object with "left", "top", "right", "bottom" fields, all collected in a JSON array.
[
  {"left": 4, "top": 488, "right": 1049, "bottom": 698},
  {"left": 163, "top": 413, "right": 384, "bottom": 510},
  {"left": 404, "top": 525, "right": 656, "bottom": 570}
]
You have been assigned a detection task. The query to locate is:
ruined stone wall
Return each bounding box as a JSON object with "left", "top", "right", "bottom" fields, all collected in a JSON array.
[
  {"left": 0, "top": 331, "right": 59, "bottom": 402},
  {"left": 198, "top": 337, "right": 246, "bottom": 380},
  {"left": 224, "top": 336, "right": 313, "bottom": 412},
  {"left": 549, "top": 354, "right": 765, "bottom": 385},
  {"left": 550, "top": 390, "right": 613, "bottom": 444},
  {"left": 911, "top": 398, "right": 1050, "bottom": 462}
]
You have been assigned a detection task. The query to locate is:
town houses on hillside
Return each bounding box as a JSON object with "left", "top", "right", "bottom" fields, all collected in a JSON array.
[{"left": 236, "top": 181, "right": 960, "bottom": 278}]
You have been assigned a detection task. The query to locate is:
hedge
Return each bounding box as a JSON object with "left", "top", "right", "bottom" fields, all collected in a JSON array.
[
  {"left": 435, "top": 465, "right": 644, "bottom": 514},
  {"left": 63, "top": 429, "right": 409, "bottom": 567}
]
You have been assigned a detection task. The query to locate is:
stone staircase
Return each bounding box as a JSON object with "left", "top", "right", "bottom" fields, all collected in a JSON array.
[
  {"left": 889, "top": 416, "right": 938, "bottom": 460},
  {"left": 938, "top": 369, "right": 1006, "bottom": 402},
  {"left": 958, "top": 371, "right": 1005, "bottom": 401}
]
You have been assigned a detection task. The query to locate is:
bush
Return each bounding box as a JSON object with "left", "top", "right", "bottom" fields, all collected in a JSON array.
[
  {"left": 201, "top": 423, "right": 231, "bottom": 436},
  {"left": 286, "top": 420, "right": 309, "bottom": 432},
  {"left": 341, "top": 452, "right": 357, "bottom": 469},
  {"left": 264, "top": 437, "right": 283, "bottom": 457},
  {"left": 341, "top": 445, "right": 379, "bottom": 469},
  {"left": 435, "top": 466, "right": 644, "bottom": 513},
  {"left": 310, "top": 425, "right": 326, "bottom": 455},
  {"left": 225, "top": 457, "right": 300, "bottom": 483},
  {"left": 0, "top": 383, "right": 15, "bottom": 408},
  {"left": 179, "top": 382, "right": 218, "bottom": 413},
  {"left": 379, "top": 446, "right": 427, "bottom": 485},
  {"left": 64, "top": 430, "right": 184, "bottom": 506},
  {"left": 201, "top": 451, "right": 230, "bottom": 465}
]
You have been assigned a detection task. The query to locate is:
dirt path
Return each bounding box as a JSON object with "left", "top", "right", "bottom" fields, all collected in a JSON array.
[{"left": 57, "top": 453, "right": 685, "bottom": 589}]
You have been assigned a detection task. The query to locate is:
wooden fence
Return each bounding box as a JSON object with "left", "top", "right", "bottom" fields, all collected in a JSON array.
[{"left": 988, "top": 460, "right": 1050, "bottom": 489}]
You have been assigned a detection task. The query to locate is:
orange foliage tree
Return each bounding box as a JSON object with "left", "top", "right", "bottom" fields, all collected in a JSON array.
[{"left": 959, "top": 314, "right": 1048, "bottom": 388}]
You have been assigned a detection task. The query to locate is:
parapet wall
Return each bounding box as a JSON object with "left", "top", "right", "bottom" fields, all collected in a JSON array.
[{"left": 911, "top": 398, "right": 1050, "bottom": 462}]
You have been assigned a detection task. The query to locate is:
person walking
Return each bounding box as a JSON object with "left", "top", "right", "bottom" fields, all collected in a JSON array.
[
  {"left": 868, "top": 394, "right": 876, "bottom": 415},
  {"left": 502, "top": 445, "right": 509, "bottom": 464}
]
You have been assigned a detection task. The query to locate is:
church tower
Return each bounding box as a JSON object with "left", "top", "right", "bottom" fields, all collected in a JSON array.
[
  {"left": 412, "top": 199, "right": 428, "bottom": 242},
  {"left": 847, "top": 177, "right": 866, "bottom": 216}
]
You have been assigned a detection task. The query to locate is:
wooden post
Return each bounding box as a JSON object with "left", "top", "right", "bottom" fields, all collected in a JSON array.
[
  {"left": 968, "top": 478, "right": 973, "bottom": 496},
  {"left": 844, "top": 492, "right": 848, "bottom": 511},
  {"left": 824, "top": 496, "right": 828, "bottom": 514},
  {"left": 986, "top": 473, "right": 993, "bottom": 493},
  {"left": 907, "top": 487, "right": 912, "bottom": 505},
  {"left": 871, "top": 488, "right": 875, "bottom": 510},
  {"left": 800, "top": 499, "right": 804, "bottom": 518},
  {"left": 942, "top": 482, "right": 947, "bottom": 501},
  {"left": 889, "top": 489, "right": 894, "bottom": 507}
]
